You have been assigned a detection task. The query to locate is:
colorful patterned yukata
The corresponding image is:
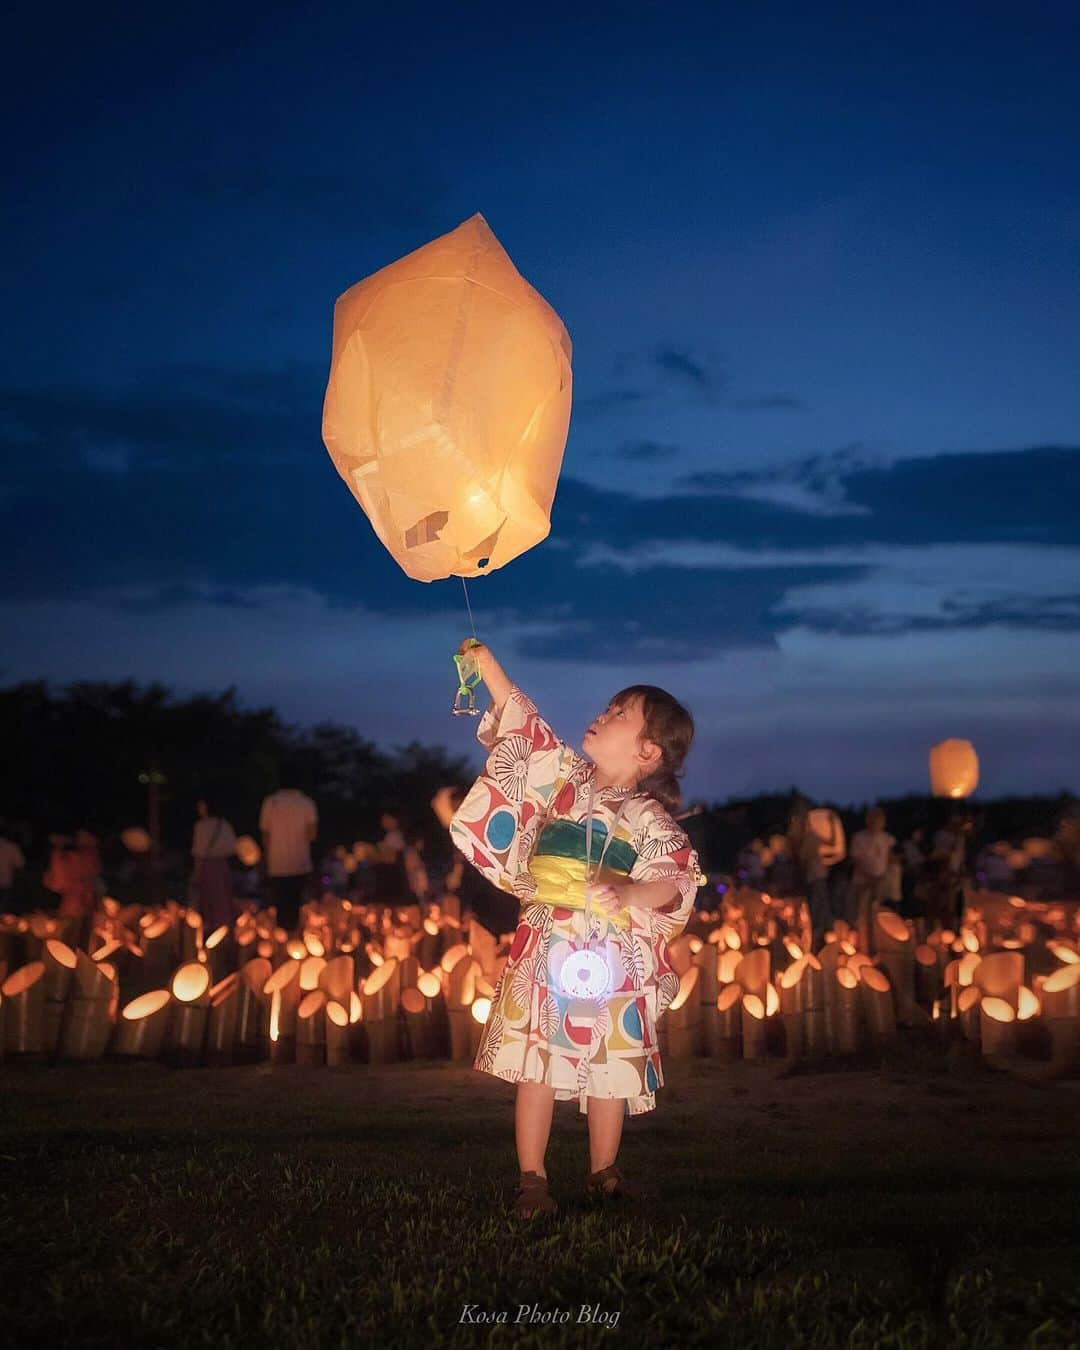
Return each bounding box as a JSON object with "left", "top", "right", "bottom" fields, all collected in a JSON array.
[{"left": 450, "top": 686, "right": 701, "bottom": 1116}]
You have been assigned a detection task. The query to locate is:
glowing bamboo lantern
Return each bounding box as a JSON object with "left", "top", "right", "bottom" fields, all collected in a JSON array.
[
  {"left": 957, "top": 984, "right": 982, "bottom": 1040},
  {"left": 979, "top": 997, "right": 1016, "bottom": 1058},
  {"left": 740, "top": 993, "right": 768, "bottom": 1059},
  {"left": 42, "top": 938, "right": 76, "bottom": 1002},
  {"left": 733, "top": 948, "right": 770, "bottom": 1001},
  {"left": 717, "top": 948, "right": 742, "bottom": 985},
  {"left": 112, "top": 989, "right": 172, "bottom": 1058},
  {"left": 319, "top": 954, "right": 355, "bottom": 1009},
  {"left": 396, "top": 952, "right": 420, "bottom": 994},
  {"left": 929, "top": 739, "right": 979, "bottom": 798},
  {"left": 202, "top": 974, "right": 241, "bottom": 1066},
  {"left": 873, "top": 910, "right": 919, "bottom": 1024},
  {"left": 401, "top": 985, "right": 434, "bottom": 1059},
  {"left": 59, "top": 951, "right": 117, "bottom": 1061},
  {"left": 296, "top": 989, "right": 328, "bottom": 1065},
  {"left": 235, "top": 927, "right": 258, "bottom": 969},
  {"left": 468, "top": 994, "right": 491, "bottom": 1058},
  {"left": 325, "top": 1000, "right": 351, "bottom": 1066},
  {"left": 416, "top": 968, "right": 449, "bottom": 1056},
  {"left": 1046, "top": 940, "right": 1079, "bottom": 965},
  {"left": 235, "top": 956, "right": 272, "bottom": 1060},
  {"left": 42, "top": 938, "right": 77, "bottom": 1052},
  {"left": 180, "top": 910, "right": 203, "bottom": 963},
  {"left": 362, "top": 957, "right": 400, "bottom": 1064},
  {"left": 778, "top": 954, "right": 826, "bottom": 1060},
  {"left": 385, "top": 930, "right": 411, "bottom": 963},
  {"left": 299, "top": 955, "right": 327, "bottom": 992},
  {"left": 322, "top": 212, "right": 573, "bottom": 583},
  {"left": 661, "top": 966, "right": 701, "bottom": 1060},
  {"left": 1040, "top": 964, "right": 1080, "bottom": 1066},
  {"left": 440, "top": 942, "right": 470, "bottom": 983},
  {"left": 915, "top": 944, "right": 940, "bottom": 1007},
  {"left": 24, "top": 914, "right": 58, "bottom": 962},
  {"left": 972, "top": 951, "right": 1024, "bottom": 1007},
  {"left": 828, "top": 967, "right": 862, "bottom": 1055},
  {"left": 2, "top": 962, "right": 46, "bottom": 1054},
  {"left": 666, "top": 935, "right": 695, "bottom": 977},
  {"left": 141, "top": 916, "right": 176, "bottom": 988},
  {"left": 164, "top": 961, "right": 212, "bottom": 1066},
  {"left": 417, "top": 917, "right": 444, "bottom": 971},
  {"left": 693, "top": 939, "right": 721, "bottom": 1052},
  {"left": 263, "top": 960, "right": 302, "bottom": 1063},
  {"left": 711, "top": 982, "right": 743, "bottom": 1058},
  {"left": 203, "top": 925, "right": 230, "bottom": 985},
  {"left": 446, "top": 953, "right": 480, "bottom": 1062},
  {"left": 858, "top": 966, "right": 897, "bottom": 1047}
]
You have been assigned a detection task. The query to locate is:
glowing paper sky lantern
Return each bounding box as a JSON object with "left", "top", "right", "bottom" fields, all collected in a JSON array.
[
  {"left": 929, "top": 739, "right": 979, "bottom": 798},
  {"left": 322, "top": 213, "right": 573, "bottom": 582}
]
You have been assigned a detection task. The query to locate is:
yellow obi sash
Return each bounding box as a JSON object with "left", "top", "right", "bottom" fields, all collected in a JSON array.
[{"left": 523, "top": 858, "right": 631, "bottom": 934}]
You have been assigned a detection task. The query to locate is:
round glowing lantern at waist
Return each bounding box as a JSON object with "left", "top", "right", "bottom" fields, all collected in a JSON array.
[
  {"left": 322, "top": 212, "right": 573, "bottom": 583},
  {"left": 235, "top": 835, "right": 261, "bottom": 867},
  {"left": 929, "top": 739, "right": 979, "bottom": 798},
  {"left": 121, "top": 826, "right": 151, "bottom": 853}
]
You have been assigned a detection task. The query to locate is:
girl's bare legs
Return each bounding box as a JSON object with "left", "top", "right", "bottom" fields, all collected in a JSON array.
[
  {"left": 586, "top": 1096, "right": 625, "bottom": 1173},
  {"left": 515, "top": 1081, "right": 556, "bottom": 1177}
]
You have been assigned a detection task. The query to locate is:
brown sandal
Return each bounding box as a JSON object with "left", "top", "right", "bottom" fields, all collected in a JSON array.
[
  {"left": 512, "top": 1171, "right": 558, "bottom": 1218},
  {"left": 586, "top": 1164, "right": 653, "bottom": 1201}
]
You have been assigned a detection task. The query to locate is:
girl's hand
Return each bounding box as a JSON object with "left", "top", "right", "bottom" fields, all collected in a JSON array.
[
  {"left": 459, "top": 641, "right": 512, "bottom": 713},
  {"left": 458, "top": 639, "right": 492, "bottom": 662},
  {"left": 588, "top": 882, "right": 629, "bottom": 917}
]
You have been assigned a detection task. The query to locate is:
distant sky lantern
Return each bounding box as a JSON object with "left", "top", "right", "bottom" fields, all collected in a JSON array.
[
  {"left": 322, "top": 212, "right": 573, "bottom": 582},
  {"left": 929, "top": 739, "right": 979, "bottom": 798}
]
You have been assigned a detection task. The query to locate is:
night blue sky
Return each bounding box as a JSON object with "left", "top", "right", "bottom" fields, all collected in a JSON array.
[{"left": 3, "top": 1, "right": 1079, "bottom": 802}]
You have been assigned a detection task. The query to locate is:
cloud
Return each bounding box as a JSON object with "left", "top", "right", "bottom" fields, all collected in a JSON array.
[
  {"left": 3, "top": 370, "right": 1078, "bottom": 665},
  {"left": 650, "top": 345, "right": 716, "bottom": 395},
  {"left": 580, "top": 344, "right": 724, "bottom": 420}
]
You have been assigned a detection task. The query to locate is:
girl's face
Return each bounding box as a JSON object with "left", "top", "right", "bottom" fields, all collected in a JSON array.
[{"left": 583, "top": 694, "right": 660, "bottom": 785}]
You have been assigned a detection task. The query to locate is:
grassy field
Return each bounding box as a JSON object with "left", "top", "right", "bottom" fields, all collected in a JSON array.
[{"left": 2, "top": 1041, "right": 1079, "bottom": 1350}]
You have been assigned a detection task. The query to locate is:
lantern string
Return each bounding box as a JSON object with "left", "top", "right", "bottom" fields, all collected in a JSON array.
[{"left": 461, "top": 576, "right": 478, "bottom": 641}]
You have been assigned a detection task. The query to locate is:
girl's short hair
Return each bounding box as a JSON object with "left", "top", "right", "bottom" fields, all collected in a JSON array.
[{"left": 611, "top": 685, "right": 694, "bottom": 814}]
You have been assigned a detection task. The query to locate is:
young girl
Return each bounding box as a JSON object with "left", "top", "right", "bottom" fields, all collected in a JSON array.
[{"left": 449, "top": 642, "right": 702, "bottom": 1218}]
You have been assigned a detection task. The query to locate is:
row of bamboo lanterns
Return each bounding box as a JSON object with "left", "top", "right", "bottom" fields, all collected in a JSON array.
[
  {"left": 0, "top": 897, "right": 498, "bottom": 1068},
  {"left": 2, "top": 883, "right": 1077, "bottom": 1074},
  {"left": 660, "top": 900, "right": 1080, "bottom": 1074}
]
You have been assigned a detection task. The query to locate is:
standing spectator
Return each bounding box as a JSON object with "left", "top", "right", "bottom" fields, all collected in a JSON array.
[
  {"left": 259, "top": 784, "right": 318, "bottom": 932},
  {"left": 190, "top": 798, "right": 238, "bottom": 932},
  {"left": 850, "top": 807, "right": 896, "bottom": 948},
  {"left": 404, "top": 835, "right": 430, "bottom": 903},
  {"left": 929, "top": 814, "right": 970, "bottom": 929},
  {"left": 900, "top": 828, "right": 926, "bottom": 915},
  {"left": 0, "top": 827, "right": 25, "bottom": 913},
  {"left": 45, "top": 830, "right": 100, "bottom": 923},
  {"left": 379, "top": 812, "right": 406, "bottom": 856},
  {"left": 789, "top": 807, "right": 838, "bottom": 952}
]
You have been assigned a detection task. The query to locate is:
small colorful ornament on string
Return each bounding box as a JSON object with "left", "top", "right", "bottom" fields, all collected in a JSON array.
[{"left": 453, "top": 637, "right": 483, "bottom": 717}]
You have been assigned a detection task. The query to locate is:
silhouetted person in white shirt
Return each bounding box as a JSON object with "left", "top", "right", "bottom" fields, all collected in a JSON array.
[{"left": 259, "top": 785, "right": 318, "bottom": 931}]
